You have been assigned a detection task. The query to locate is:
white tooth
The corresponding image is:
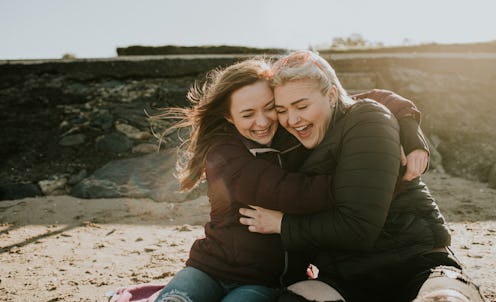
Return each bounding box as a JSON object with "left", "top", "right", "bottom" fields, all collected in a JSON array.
[
  {"left": 254, "top": 127, "right": 270, "bottom": 134},
  {"left": 254, "top": 129, "right": 268, "bottom": 135},
  {"left": 296, "top": 126, "right": 307, "bottom": 131}
]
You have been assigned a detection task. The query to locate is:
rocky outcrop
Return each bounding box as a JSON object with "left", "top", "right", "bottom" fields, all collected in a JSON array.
[
  {"left": 0, "top": 59, "right": 206, "bottom": 202},
  {"left": 1, "top": 53, "right": 495, "bottom": 201},
  {"left": 116, "top": 45, "right": 286, "bottom": 56},
  {"left": 328, "top": 53, "right": 496, "bottom": 181},
  {"left": 71, "top": 149, "right": 205, "bottom": 202}
]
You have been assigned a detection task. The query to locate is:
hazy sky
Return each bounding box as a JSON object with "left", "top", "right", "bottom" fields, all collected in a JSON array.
[{"left": 1, "top": 0, "right": 495, "bottom": 59}]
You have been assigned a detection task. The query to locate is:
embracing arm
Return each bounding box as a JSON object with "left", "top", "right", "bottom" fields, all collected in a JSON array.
[
  {"left": 354, "top": 89, "right": 429, "bottom": 180},
  {"left": 280, "top": 104, "right": 401, "bottom": 250},
  {"left": 206, "top": 135, "right": 333, "bottom": 214},
  {"left": 353, "top": 89, "right": 429, "bottom": 155},
  {"left": 352, "top": 89, "right": 420, "bottom": 122}
]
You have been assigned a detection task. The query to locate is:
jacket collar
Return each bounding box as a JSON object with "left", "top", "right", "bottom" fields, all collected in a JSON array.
[{"left": 226, "top": 125, "right": 302, "bottom": 156}]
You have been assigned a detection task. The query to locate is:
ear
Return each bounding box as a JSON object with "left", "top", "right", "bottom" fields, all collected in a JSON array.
[
  {"left": 328, "top": 85, "right": 337, "bottom": 104},
  {"left": 225, "top": 115, "right": 234, "bottom": 124}
]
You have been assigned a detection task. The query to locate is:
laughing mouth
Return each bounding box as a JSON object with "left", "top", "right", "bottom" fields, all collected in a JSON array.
[
  {"left": 293, "top": 124, "right": 312, "bottom": 137},
  {"left": 252, "top": 125, "right": 272, "bottom": 136}
]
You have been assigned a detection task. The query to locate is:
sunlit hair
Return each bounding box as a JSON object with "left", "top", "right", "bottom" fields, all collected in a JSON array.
[
  {"left": 271, "top": 50, "right": 354, "bottom": 108},
  {"left": 151, "top": 58, "right": 273, "bottom": 191}
]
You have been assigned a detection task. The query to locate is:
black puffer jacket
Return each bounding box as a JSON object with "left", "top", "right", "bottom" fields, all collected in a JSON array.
[{"left": 280, "top": 99, "right": 451, "bottom": 280}]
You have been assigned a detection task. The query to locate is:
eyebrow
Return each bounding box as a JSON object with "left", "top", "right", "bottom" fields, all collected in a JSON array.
[
  {"left": 275, "top": 98, "right": 307, "bottom": 107},
  {"left": 239, "top": 98, "right": 275, "bottom": 113}
]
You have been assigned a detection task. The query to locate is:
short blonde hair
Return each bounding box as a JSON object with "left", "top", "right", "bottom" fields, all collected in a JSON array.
[{"left": 271, "top": 50, "right": 354, "bottom": 108}]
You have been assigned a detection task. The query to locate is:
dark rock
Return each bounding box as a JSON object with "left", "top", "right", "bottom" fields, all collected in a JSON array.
[
  {"left": 59, "top": 134, "right": 86, "bottom": 146},
  {"left": 112, "top": 105, "right": 149, "bottom": 128},
  {"left": 0, "top": 183, "right": 42, "bottom": 200},
  {"left": 70, "top": 116, "right": 88, "bottom": 125},
  {"left": 71, "top": 149, "right": 205, "bottom": 202},
  {"left": 90, "top": 109, "right": 114, "bottom": 130},
  {"left": 102, "top": 80, "right": 123, "bottom": 89},
  {"left": 95, "top": 133, "right": 133, "bottom": 154},
  {"left": 68, "top": 169, "right": 88, "bottom": 185}
]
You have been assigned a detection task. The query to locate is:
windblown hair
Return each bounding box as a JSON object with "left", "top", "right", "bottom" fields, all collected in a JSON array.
[
  {"left": 153, "top": 58, "right": 273, "bottom": 191},
  {"left": 271, "top": 50, "right": 355, "bottom": 109}
]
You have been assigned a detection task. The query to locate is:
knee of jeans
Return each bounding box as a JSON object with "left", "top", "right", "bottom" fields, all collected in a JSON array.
[
  {"left": 287, "top": 280, "right": 345, "bottom": 302},
  {"left": 414, "top": 266, "right": 486, "bottom": 302},
  {"left": 413, "top": 289, "right": 470, "bottom": 302},
  {"left": 155, "top": 289, "right": 193, "bottom": 302}
]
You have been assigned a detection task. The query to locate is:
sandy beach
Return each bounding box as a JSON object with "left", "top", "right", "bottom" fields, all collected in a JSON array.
[{"left": 1, "top": 170, "right": 495, "bottom": 301}]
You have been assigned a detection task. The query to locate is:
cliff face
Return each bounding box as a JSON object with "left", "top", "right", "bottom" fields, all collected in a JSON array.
[
  {"left": 327, "top": 53, "right": 496, "bottom": 183},
  {"left": 1, "top": 54, "right": 495, "bottom": 200}
]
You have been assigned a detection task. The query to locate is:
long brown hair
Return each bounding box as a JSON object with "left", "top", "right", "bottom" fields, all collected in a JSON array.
[{"left": 153, "top": 58, "right": 273, "bottom": 191}]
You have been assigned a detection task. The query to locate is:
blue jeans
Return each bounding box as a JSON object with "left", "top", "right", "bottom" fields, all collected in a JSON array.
[{"left": 154, "top": 266, "right": 278, "bottom": 302}]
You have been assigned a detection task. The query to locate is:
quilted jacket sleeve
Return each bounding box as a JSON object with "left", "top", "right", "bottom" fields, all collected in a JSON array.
[{"left": 352, "top": 89, "right": 429, "bottom": 155}]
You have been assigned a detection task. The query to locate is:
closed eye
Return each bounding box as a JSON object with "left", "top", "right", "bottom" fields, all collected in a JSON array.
[{"left": 265, "top": 104, "right": 275, "bottom": 111}]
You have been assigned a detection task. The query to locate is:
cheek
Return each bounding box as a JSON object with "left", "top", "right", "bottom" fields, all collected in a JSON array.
[
  {"left": 267, "top": 111, "right": 278, "bottom": 123},
  {"left": 237, "top": 120, "right": 252, "bottom": 132},
  {"left": 230, "top": 116, "right": 248, "bottom": 131},
  {"left": 277, "top": 115, "right": 290, "bottom": 129}
]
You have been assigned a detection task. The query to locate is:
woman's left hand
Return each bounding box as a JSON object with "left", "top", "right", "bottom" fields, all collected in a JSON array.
[
  {"left": 401, "top": 147, "right": 429, "bottom": 181},
  {"left": 239, "top": 206, "right": 283, "bottom": 234}
]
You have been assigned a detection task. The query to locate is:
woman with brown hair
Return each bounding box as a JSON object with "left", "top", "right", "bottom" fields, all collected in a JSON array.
[{"left": 151, "top": 56, "right": 427, "bottom": 302}]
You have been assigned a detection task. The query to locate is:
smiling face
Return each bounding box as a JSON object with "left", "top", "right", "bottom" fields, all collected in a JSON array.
[
  {"left": 274, "top": 79, "right": 335, "bottom": 149},
  {"left": 227, "top": 80, "right": 278, "bottom": 146}
]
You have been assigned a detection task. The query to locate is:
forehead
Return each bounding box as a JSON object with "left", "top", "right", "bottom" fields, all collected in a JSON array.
[
  {"left": 230, "top": 81, "right": 273, "bottom": 111},
  {"left": 274, "top": 79, "right": 320, "bottom": 105}
]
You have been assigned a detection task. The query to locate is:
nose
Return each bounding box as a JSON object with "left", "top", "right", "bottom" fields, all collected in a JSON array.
[
  {"left": 287, "top": 110, "right": 300, "bottom": 126},
  {"left": 255, "top": 113, "right": 270, "bottom": 127}
]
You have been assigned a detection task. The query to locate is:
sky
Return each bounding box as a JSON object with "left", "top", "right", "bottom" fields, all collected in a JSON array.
[{"left": 1, "top": 0, "right": 495, "bottom": 59}]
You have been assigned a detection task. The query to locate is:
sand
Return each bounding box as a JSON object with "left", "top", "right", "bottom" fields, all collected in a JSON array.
[{"left": 1, "top": 171, "right": 495, "bottom": 302}]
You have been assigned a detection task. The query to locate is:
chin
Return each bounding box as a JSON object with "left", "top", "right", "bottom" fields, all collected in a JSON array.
[
  {"left": 302, "top": 139, "right": 318, "bottom": 149},
  {"left": 252, "top": 137, "right": 271, "bottom": 146}
]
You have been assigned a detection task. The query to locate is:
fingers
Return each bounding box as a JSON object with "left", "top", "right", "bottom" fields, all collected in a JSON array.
[
  {"left": 239, "top": 207, "right": 256, "bottom": 218},
  {"left": 239, "top": 217, "right": 253, "bottom": 226},
  {"left": 403, "top": 166, "right": 416, "bottom": 181},
  {"left": 238, "top": 206, "right": 283, "bottom": 234},
  {"left": 239, "top": 207, "right": 259, "bottom": 232},
  {"left": 306, "top": 267, "right": 315, "bottom": 279},
  {"left": 402, "top": 149, "right": 429, "bottom": 181},
  {"left": 403, "top": 160, "right": 420, "bottom": 181},
  {"left": 400, "top": 146, "right": 407, "bottom": 166},
  {"left": 306, "top": 264, "right": 319, "bottom": 279},
  {"left": 403, "top": 157, "right": 419, "bottom": 180},
  {"left": 239, "top": 216, "right": 260, "bottom": 233}
]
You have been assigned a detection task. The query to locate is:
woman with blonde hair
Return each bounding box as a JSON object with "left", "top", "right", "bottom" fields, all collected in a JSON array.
[{"left": 240, "top": 51, "right": 485, "bottom": 302}]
